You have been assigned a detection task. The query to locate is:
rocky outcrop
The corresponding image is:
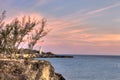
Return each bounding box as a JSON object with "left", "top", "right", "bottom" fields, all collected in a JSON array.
[{"left": 0, "top": 59, "right": 65, "bottom": 80}]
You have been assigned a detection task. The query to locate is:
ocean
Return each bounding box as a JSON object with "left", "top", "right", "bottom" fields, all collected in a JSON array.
[{"left": 36, "top": 55, "right": 120, "bottom": 80}]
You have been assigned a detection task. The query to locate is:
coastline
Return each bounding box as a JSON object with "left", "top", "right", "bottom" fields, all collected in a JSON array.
[
  {"left": 0, "top": 59, "right": 65, "bottom": 80},
  {"left": 36, "top": 55, "right": 74, "bottom": 58}
]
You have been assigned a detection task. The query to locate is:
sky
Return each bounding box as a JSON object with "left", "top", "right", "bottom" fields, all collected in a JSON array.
[{"left": 0, "top": 0, "right": 120, "bottom": 55}]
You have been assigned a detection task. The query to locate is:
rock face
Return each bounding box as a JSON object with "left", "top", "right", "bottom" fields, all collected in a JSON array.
[{"left": 0, "top": 59, "right": 65, "bottom": 80}]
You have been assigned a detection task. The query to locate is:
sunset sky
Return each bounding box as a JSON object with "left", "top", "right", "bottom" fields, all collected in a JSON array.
[{"left": 0, "top": 0, "right": 120, "bottom": 55}]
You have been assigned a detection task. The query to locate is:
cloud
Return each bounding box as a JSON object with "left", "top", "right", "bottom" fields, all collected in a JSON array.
[
  {"left": 38, "top": 0, "right": 50, "bottom": 5},
  {"left": 4, "top": 11, "right": 44, "bottom": 24},
  {"left": 31, "top": 0, "right": 51, "bottom": 9},
  {"left": 41, "top": 33, "right": 120, "bottom": 54},
  {"left": 1, "top": 0, "right": 120, "bottom": 54},
  {"left": 44, "top": 2, "right": 120, "bottom": 32},
  {"left": 88, "top": 34, "right": 120, "bottom": 42},
  {"left": 85, "top": 3, "right": 120, "bottom": 16},
  {"left": 113, "top": 18, "right": 120, "bottom": 22}
]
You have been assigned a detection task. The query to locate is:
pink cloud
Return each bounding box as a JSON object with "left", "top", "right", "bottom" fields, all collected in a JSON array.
[
  {"left": 87, "top": 34, "right": 120, "bottom": 42},
  {"left": 3, "top": 8, "right": 120, "bottom": 54},
  {"left": 4, "top": 12, "right": 44, "bottom": 25},
  {"left": 41, "top": 31, "right": 120, "bottom": 53}
]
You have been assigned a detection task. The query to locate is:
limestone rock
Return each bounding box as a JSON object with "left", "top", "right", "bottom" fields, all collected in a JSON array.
[{"left": 0, "top": 59, "right": 65, "bottom": 80}]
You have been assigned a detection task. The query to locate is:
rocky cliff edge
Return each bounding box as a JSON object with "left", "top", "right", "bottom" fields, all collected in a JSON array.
[{"left": 0, "top": 59, "right": 65, "bottom": 80}]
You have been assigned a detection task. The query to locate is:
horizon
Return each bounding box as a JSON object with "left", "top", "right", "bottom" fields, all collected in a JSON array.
[{"left": 0, "top": 0, "right": 120, "bottom": 55}]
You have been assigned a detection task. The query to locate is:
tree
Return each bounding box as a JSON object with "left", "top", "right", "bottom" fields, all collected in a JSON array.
[{"left": 0, "top": 11, "right": 49, "bottom": 58}]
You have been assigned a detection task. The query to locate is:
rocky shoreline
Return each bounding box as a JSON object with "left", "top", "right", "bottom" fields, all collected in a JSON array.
[
  {"left": 0, "top": 59, "right": 65, "bottom": 80},
  {"left": 17, "top": 48, "right": 74, "bottom": 58}
]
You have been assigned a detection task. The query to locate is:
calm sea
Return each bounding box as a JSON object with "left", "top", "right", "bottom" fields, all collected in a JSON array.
[{"left": 36, "top": 55, "right": 120, "bottom": 80}]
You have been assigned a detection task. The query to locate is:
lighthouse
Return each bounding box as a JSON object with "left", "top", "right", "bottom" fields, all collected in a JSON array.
[{"left": 39, "top": 46, "right": 42, "bottom": 55}]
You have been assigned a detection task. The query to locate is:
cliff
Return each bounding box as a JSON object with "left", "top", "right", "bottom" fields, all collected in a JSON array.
[{"left": 0, "top": 59, "right": 65, "bottom": 80}]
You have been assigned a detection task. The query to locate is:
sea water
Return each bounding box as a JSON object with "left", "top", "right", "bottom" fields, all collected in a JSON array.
[{"left": 36, "top": 55, "right": 120, "bottom": 80}]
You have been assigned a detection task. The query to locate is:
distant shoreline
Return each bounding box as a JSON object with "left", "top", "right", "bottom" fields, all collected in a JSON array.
[
  {"left": 36, "top": 55, "right": 74, "bottom": 58},
  {"left": 58, "top": 54, "right": 120, "bottom": 57}
]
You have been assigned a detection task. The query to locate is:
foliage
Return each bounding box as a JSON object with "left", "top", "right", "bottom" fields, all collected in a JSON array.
[{"left": 0, "top": 11, "right": 49, "bottom": 58}]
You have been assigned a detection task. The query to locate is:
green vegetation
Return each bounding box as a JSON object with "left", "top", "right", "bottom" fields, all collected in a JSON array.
[{"left": 0, "top": 11, "right": 49, "bottom": 59}]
